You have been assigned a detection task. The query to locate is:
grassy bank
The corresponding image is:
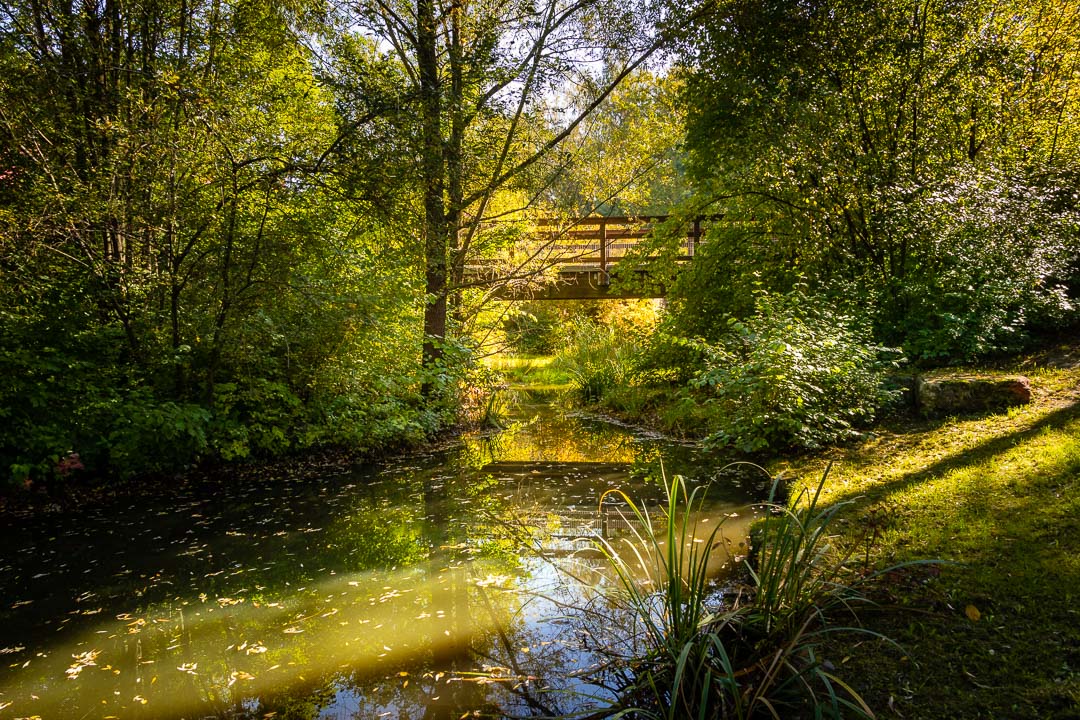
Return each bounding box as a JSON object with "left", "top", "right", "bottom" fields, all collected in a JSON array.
[{"left": 771, "top": 356, "right": 1080, "bottom": 718}]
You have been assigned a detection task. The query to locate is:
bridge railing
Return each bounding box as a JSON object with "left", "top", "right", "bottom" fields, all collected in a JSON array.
[{"left": 537, "top": 215, "right": 707, "bottom": 274}]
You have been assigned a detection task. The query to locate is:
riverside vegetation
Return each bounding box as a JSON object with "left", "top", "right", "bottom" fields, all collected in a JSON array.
[
  {"left": 580, "top": 468, "right": 911, "bottom": 719},
  {"left": 4, "top": 0, "right": 1080, "bottom": 717},
  {"left": 543, "top": 332, "right": 1080, "bottom": 718}
]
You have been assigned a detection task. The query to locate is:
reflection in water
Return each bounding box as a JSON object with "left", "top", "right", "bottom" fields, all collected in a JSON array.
[{"left": 0, "top": 391, "right": 764, "bottom": 719}]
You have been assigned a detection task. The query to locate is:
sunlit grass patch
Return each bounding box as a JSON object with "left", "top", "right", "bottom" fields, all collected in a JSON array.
[
  {"left": 484, "top": 354, "right": 573, "bottom": 389},
  {"left": 485, "top": 354, "right": 557, "bottom": 370},
  {"left": 769, "top": 363, "right": 1080, "bottom": 719}
]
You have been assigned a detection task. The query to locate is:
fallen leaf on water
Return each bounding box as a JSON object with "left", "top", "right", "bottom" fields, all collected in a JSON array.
[
  {"left": 228, "top": 670, "right": 256, "bottom": 687},
  {"left": 965, "top": 605, "right": 981, "bottom": 622},
  {"left": 133, "top": 695, "right": 148, "bottom": 705}
]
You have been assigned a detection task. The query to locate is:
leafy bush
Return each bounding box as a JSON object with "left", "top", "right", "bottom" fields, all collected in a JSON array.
[
  {"left": 876, "top": 170, "right": 1079, "bottom": 360},
  {"left": 686, "top": 288, "right": 900, "bottom": 452},
  {"left": 102, "top": 391, "right": 212, "bottom": 477},
  {"left": 503, "top": 304, "right": 563, "bottom": 355}
]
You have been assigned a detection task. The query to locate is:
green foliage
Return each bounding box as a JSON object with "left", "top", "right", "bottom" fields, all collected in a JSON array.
[
  {"left": 589, "top": 469, "right": 894, "bottom": 719},
  {"left": 672, "top": 0, "right": 1080, "bottom": 363},
  {"left": 0, "top": 1, "right": 463, "bottom": 486},
  {"left": 103, "top": 392, "right": 213, "bottom": 477},
  {"left": 555, "top": 317, "right": 645, "bottom": 402},
  {"left": 503, "top": 305, "right": 563, "bottom": 355},
  {"left": 548, "top": 70, "right": 690, "bottom": 215},
  {"left": 684, "top": 289, "right": 899, "bottom": 453},
  {"left": 872, "top": 170, "right": 1078, "bottom": 360},
  {"left": 209, "top": 380, "right": 304, "bottom": 460}
]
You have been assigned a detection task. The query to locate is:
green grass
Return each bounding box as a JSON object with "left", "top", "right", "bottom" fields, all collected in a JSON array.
[
  {"left": 484, "top": 354, "right": 573, "bottom": 390},
  {"left": 771, "top": 362, "right": 1080, "bottom": 718}
]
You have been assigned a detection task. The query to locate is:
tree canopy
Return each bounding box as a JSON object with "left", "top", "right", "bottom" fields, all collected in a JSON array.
[
  {"left": 3, "top": 0, "right": 1079, "bottom": 483},
  {"left": 669, "top": 0, "right": 1080, "bottom": 359}
]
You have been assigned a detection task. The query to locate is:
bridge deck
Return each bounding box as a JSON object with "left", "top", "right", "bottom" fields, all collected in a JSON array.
[{"left": 536, "top": 215, "right": 705, "bottom": 273}]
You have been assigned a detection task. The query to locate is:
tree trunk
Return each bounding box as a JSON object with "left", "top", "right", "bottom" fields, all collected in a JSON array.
[
  {"left": 418, "top": 0, "right": 447, "bottom": 394},
  {"left": 447, "top": 0, "right": 466, "bottom": 326}
]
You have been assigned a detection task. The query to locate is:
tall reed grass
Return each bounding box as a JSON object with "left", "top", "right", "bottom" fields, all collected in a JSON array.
[{"left": 581, "top": 465, "right": 913, "bottom": 719}]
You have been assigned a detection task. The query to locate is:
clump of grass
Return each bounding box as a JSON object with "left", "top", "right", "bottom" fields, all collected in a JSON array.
[
  {"left": 554, "top": 319, "right": 642, "bottom": 402},
  {"left": 585, "top": 466, "right": 917, "bottom": 720}
]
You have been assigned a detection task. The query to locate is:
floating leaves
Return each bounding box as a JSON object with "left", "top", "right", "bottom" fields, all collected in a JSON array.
[
  {"left": 236, "top": 641, "right": 268, "bottom": 655},
  {"left": 0, "top": 405, "right": 721, "bottom": 718},
  {"left": 227, "top": 670, "right": 256, "bottom": 687},
  {"left": 65, "top": 650, "right": 100, "bottom": 679}
]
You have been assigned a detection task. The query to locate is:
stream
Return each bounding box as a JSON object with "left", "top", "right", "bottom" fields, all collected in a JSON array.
[{"left": 0, "top": 390, "right": 768, "bottom": 719}]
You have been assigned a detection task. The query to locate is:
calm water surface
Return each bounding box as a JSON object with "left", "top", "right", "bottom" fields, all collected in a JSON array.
[{"left": 0, "top": 392, "right": 766, "bottom": 719}]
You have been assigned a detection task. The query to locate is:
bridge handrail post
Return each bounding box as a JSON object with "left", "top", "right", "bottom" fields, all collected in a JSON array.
[{"left": 599, "top": 219, "right": 608, "bottom": 278}]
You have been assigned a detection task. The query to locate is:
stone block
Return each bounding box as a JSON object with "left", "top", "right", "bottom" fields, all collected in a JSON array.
[{"left": 916, "top": 374, "right": 1032, "bottom": 416}]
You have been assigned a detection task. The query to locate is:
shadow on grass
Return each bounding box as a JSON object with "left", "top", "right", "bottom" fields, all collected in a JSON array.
[
  {"left": 825, "top": 396, "right": 1080, "bottom": 510},
  {"left": 818, "top": 398, "right": 1080, "bottom": 719}
]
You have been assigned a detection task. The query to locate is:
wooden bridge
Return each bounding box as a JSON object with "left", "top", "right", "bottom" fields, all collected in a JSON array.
[{"left": 466, "top": 214, "right": 714, "bottom": 300}]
